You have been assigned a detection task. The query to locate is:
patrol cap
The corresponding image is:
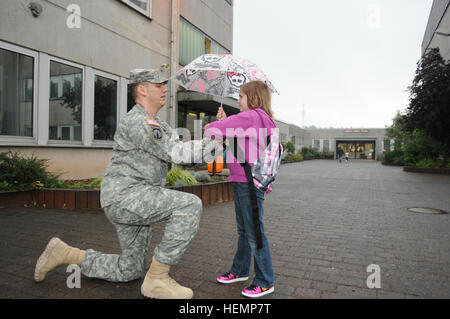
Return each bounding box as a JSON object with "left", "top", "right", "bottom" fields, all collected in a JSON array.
[{"left": 129, "top": 68, "right": 168, "bottom": 85}]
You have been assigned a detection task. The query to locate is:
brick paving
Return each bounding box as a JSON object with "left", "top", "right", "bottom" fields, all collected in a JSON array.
[{"left": 0, "top": 160, "right": 449, "bottom": 299}]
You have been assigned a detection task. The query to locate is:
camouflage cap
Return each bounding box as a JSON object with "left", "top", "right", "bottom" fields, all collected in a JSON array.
[{"left": 129, "top": 69, "right": 169, "bottom": 85}]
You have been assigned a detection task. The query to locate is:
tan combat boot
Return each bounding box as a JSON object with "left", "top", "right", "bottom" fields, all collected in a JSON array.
[
  {"left": 34, "top": 237, "right": 86, "bottom": 282},
  {"left": 141, "top": 257, "right": 193, "bottom": 299}
]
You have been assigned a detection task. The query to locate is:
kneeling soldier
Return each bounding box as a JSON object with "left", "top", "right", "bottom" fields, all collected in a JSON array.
[{"left": 34, "top": 68, "right": 220, "bottom": 299}]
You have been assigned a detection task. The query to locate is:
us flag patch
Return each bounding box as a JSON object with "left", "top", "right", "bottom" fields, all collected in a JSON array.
[{"left": 146, "top": 118, "right": 160, "bottom": 127}]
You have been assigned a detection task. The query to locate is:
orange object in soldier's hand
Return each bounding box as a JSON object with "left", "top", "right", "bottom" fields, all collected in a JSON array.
[{"left": 207, "top": 155, "right": 224, "bottom": 174}]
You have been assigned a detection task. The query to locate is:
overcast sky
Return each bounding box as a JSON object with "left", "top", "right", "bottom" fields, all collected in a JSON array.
[{"left": 232, "top": 0, "right": 434, "bottom": 128}]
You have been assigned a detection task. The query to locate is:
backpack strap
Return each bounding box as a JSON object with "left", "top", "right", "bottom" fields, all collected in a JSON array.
[{"left": 232, "top": 137, "right": 263, "bottom": 250}]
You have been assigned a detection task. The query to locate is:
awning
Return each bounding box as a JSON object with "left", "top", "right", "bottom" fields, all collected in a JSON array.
[
  {"left": 335, "top": 137, "right": 378, "bottom": 141},
  {"left": 177, "top": 91, "right": 239, "bottom": 115}
]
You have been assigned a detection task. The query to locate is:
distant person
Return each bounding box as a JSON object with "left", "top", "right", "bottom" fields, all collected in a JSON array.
[
  {"left": 337, "top": 147, "right": 344, "bottom": 163},
  {"left": 345, "top": 151, "right": 350, "bottom": 163}
]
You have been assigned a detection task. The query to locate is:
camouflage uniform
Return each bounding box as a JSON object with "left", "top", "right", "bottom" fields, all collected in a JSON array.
[{"left": 80, "top": 69, "right": 219, "bottom": 282}]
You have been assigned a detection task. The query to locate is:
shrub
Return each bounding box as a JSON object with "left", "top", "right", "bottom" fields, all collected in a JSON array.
[
  {"left": 301, "top": 146, "right": 320, "bottom": 160},
  {"left": 282, "top": 153, "right": 303, "bottom": 164},
  {"left": 166, "top": 167, "right": 197, "bottom": 186},
  {"left": 283, "top": 142, "right": 295, "bottom": 154},
  {"left": 0, "top": 151, "right": 61, "bottom": 191},
  {"left": 415, "top": 159, "right": 438, "bottom": 168},
  {"left": 383, "top": 149, "right": 405, "bottom": 166}
]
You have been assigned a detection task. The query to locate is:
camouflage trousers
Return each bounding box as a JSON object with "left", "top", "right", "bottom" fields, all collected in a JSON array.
[{"left": 80, "top": 186, "right": 202, "bottom": 282}]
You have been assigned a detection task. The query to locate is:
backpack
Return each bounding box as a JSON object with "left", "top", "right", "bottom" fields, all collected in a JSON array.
[{"left": 250, "top": 130, "right": 283, "bottom": 194}]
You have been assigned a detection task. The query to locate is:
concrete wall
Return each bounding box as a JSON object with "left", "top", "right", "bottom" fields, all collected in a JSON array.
[
  {"left": 0, "top": 0, "right": 171, "bottom": 78},
  {"left": 0, "top": 146, "right": 112, "bottom": 180}
]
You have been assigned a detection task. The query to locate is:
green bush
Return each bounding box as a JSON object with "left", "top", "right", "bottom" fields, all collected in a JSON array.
[
  {"left": 166, "top": 167, "right": 197, "bottom": 186},
  {"left": 0, "top": 151, "right": 61, "bottom": 191},
  {"left": 282, "top": 153, "right": 303, "bottom": 164},
  {"left": 282, "top": 142, "right": 295, "bottom": 155},
  {"left": 301, "top": 146, "right": 320, "bottom": 160},
  {"left": 383, "top": 149, "right": 405, "bottom": 166},
  {"left": 415, "top": 159, "right": 438, "bottom": 168}
]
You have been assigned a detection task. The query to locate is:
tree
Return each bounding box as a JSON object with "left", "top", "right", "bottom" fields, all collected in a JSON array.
[
  {"left": 283, "top": 142, "right": 295, "bottom": 154},
  {"left": 404, "top": 48, "right": 450, "bottom": 163},
  {"left": 385, "top": 111, "right": 411, "bottom": 150}
]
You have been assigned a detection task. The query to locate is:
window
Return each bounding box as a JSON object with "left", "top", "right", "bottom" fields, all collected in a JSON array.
[
  {"left": 49, "top": 61, "right": 83, "bottom": 141},
  {"left": 0, "top": 47, "right": 34, "bottom": 137},
  {"left": 179, "top": 18, "right": 229, "bottom": 65},
  {"left": 94, "top": 75, "right": 118, "bottom": 141},
  {"left": 323, "top": 140, "right": 330, "bottom": 152},
  {"left": 120, "top": 0, "right": 152, "bottom": 18},
  {"left": 313, "top": 139, "right": 320, "bottom": 150},
  {"left": 177, "top": 105, "right": 216, "bottom": 140}
]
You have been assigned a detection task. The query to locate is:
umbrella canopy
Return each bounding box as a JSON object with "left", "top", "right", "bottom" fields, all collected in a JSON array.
[{"left": 174, "top": 54, "right": 278, "bottom": 100}]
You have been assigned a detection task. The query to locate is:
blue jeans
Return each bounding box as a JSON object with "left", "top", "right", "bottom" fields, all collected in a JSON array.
[{"left": 230, "top": 182, "right": 274, "bottom": 288}]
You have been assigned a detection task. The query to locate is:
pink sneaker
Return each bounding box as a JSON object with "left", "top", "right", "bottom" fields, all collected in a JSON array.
[
  {"left": 241, "top": 284, "right": 274, "bottom": 298},
  {"left": 217, "top": 271, "right": 249, "bottom": 284}
]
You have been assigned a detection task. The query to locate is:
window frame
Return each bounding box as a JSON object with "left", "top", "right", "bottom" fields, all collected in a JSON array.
[
  {"left": 0, "top": 40, "right": 39, "bottom": 145},
  {"left": 47, "top": 56, "right": 86, "bottom": 146},
  {"left": 120, "top": 0, "right": 152, "bottom": 19},
  {"left": 90, "top": 69, "right": 121, "bottom": 147}
]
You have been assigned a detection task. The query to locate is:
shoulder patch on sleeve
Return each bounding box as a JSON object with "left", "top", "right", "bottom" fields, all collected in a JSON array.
[{"left": 151, "top": 127, "right": 163, "bottom": 140}]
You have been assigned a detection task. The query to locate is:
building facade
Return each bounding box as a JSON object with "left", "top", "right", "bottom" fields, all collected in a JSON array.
[
  {"left": 422, "top": 0, "right": 450, "bottom": 60},
  {"left": 0, "top": 0, "right": 235, "bottom": 179},
  {"left": 303, "top": 128, "right": 387, "bottom": 160}
]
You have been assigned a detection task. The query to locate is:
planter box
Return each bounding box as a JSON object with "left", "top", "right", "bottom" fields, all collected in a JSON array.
[
  {"left": 1, "top": 181, "right": 234, "bottom": 210},
  {"left": 0, "top": 190, "right": 33, "bottom": 209},
  {"left": 33, "top": 189, "right": 101, "bottom": 210},
  {"left": 168, "top": 181, "right": 234, "bottom": 205},
  {"left": 403, "top": 166, "right": 450, "bottom": 175}
]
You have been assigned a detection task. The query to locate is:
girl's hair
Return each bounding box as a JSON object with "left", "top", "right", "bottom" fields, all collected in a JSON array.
[{"left": 240, "top": 81, "right": 274, "bottom": 119}]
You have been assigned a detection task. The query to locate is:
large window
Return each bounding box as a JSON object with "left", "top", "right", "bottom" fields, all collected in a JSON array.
[
  {"left": 94, "top": 75, "right": 117, "bottom": 141},
  {"left": 0, "top": 48, "right": 34, "bottom": 137},
  {"left": 1, "top": 42, "right": 126, "bottom": 147},
  {"left": 49, "top": 61, "right": 83, "bottom": 141},
  {"left": 179, "top": 18, "right": 229, "bottom": 65},
  {"left": 120, "top": 0, "right": 152, "bottom": 18}
]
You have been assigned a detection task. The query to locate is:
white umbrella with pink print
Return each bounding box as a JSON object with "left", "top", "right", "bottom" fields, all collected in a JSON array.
[{"left": 173, "top": 53, "right": 279, "bottom": 104}]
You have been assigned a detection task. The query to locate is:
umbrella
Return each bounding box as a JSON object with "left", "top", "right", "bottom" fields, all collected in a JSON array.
[{"left": 173, "top": 53, "right": 278, "bottom": 104}]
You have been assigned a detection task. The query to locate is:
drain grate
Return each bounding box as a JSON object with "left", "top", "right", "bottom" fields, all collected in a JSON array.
[{"left": 408, "top": 207, "right": 448, "bottom": 215}]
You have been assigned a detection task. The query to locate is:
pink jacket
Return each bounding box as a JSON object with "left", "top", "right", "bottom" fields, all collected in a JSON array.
[{"left": 205, "top": 108, "right": 276, "bottom": 183}]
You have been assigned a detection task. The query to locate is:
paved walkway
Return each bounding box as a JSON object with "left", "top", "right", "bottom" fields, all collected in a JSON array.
[{"left": 0, "top": 160, "right": 449, "bottom": 299}]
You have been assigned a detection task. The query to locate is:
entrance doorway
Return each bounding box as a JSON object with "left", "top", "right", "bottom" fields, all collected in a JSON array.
[{"left": 336, "top": 140, "right": 376, "bottom": 160}]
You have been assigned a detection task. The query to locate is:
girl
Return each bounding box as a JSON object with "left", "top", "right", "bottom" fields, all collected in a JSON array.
[{"left": 204, "top": 81, "right": 275, "bottom": 298}]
